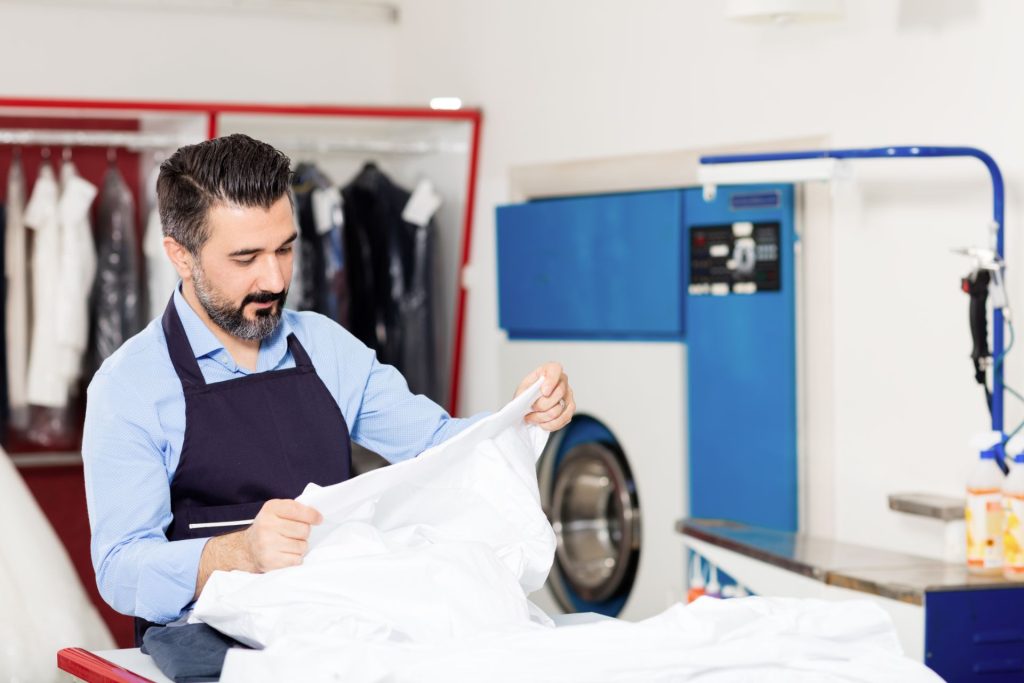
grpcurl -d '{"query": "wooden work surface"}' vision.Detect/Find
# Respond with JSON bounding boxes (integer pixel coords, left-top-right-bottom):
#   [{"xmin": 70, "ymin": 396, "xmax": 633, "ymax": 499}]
[{"xmin": 678, "ymin": 518, "xmax": 1022, "ymax": 605}]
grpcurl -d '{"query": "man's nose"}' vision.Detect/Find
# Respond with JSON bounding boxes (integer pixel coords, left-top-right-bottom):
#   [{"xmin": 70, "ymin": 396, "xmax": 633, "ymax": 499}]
[{"xmin": 256, "ymin": 254, "xmax": 286, "ymax": 293}]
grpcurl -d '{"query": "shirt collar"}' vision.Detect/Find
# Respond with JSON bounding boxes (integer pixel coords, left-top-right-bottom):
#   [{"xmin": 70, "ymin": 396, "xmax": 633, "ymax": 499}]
[{"xmin": 172, "ymin": 286, "xmax": 293, "ymax": 372}]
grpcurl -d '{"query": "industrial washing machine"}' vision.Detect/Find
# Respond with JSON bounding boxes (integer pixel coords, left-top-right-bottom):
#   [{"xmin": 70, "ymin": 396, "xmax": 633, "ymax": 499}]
[{"xmin": 496, "ymin": 184, "xmax": 798, "ymax": 620}]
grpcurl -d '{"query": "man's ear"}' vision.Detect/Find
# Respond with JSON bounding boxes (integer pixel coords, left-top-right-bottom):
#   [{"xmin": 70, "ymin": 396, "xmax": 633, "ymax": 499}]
[{"xmin": 163, "ymin": 237, "xmax": 196, "ymax": 281}]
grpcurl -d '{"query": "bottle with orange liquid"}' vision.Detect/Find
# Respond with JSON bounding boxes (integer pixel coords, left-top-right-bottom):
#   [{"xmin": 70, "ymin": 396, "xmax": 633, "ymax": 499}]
[
  {"xmin": 1002, "ymin": 442, "xmax": 1024, "ymax": 579},
  {"xmin": 966, "ymin": 432, "xmax": 1005, "ymax": 575}
]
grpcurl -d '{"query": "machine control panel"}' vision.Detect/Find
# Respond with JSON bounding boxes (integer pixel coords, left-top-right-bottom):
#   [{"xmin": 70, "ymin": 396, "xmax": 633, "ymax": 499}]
[{"xmin": 689, "ymin": 221, "xmax": 782, "ymax": 295}]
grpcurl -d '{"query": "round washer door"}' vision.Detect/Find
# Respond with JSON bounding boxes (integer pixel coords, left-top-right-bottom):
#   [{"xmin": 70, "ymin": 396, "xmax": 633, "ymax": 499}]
[{"xmin": 540, "ymin": 415, "xmax": 640, "ymax": 617}]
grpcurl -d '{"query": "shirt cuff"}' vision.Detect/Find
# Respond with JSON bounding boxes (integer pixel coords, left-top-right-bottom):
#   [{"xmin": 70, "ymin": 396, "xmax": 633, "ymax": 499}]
[{"xmin": 135, "ymin": 537, "xmax": 211, "ymax": 624}]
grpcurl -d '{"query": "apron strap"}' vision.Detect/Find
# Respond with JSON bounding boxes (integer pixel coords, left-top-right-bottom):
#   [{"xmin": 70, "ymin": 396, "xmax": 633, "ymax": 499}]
[
  {"xmin": 287, "ymin": 333, "xmax": 314, "ymax": 369},
  {"xmin": 161, "ymin": 295, "xmax": 207, "ymax": 389}
]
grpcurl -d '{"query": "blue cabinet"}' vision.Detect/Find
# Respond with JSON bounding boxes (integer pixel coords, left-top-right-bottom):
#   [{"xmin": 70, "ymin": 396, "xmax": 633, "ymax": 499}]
[{"xmin": 496, "ymin": 190, "xmax": 687, "ymax": 340}]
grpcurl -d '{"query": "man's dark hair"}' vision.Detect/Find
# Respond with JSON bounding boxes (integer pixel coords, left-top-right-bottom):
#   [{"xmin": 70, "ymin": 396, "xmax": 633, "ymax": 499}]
[{"xmin": 157, "ymin": 133, "xmax": 293, "ymax": 255}]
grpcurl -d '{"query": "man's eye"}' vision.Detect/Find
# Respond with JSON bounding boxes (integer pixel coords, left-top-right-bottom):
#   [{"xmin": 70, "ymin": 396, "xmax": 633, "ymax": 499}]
[
  {"xmin": 235, "ymin": 257, "xmax": 256, "ymax": 266},
  {"xmin": 277, "ymin": 246, "xmax": 293, "ymax": 255}
]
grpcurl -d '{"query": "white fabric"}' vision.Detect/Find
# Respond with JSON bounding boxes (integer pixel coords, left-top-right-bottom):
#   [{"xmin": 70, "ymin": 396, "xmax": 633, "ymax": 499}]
[
  {"xmin": 192, "ymin": 378, "xmax": 554, "ymax": 648},
  {"xmin": 0, "ymin": 446, "xmax": 114, "ymax": 682},
  {"xmin": 221, "ymin": 597, "xmax": 943, "ymax": 683},
  {"xmin": 143, "ymin": 163, "xmax": 178, "ymax": 319},
  {"xmin": 144, "ymin": 207, "xmax": 178, "ymax": 319},
  {"xmin": 195, "ymin": 380, "xmax": 939, "ymax": 682},
  {"xmin": 56, "ymin": 162, "xmax": 98, "ymax": 390},
  {"xmin": 24, "ymin": 163, "xmax": 65, "ymax": 407},
  {"xmin": 24, "ymin": 163, "xmax": 98, "ymax": 407},
  {"xmin": 4, "ymin": 158, "xmax": 29, "ymax": 426}
]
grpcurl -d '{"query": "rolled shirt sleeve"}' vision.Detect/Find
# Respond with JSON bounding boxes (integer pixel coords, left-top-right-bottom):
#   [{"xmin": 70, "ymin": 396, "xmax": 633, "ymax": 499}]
[{"xmin": 83, "ymin": 369, "xmax": 208, "ymax": 623}]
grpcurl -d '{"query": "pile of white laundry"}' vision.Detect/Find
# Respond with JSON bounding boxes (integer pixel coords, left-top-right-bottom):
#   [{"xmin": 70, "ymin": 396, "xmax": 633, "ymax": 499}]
[{"xmin": 192, "ymin": 381, "xmax": 942, "ymax": 682}]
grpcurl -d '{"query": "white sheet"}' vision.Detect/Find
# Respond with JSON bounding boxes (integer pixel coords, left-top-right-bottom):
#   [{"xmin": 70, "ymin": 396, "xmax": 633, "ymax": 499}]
[
  {"xmin": 192, "ymin": 379, "xmax": 554, "ymax": 648},
  {"xmin": 194, "ymin": 381, "xmax": 941, "ymax": 682},
  {"xmin": 220, "ymin": 597, "xmax": 943, "ymax": 683},
  {"xmin": 0, "ymin": 448, "xmax": 114, "ymax": 682}
]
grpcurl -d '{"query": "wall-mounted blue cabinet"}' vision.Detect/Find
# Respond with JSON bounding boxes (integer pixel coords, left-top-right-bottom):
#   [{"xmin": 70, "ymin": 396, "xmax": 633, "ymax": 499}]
[{"xmin": 496, "ymin": 190, "xmax": 687, "ymax": 340}]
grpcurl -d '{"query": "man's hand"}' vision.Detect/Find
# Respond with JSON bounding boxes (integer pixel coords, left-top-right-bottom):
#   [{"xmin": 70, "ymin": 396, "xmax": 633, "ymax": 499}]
[
  {"xmin": 514, "ymin": 362, "xmax": 575, "ymax": 432},
  {"xmin": 242, "ymin": 499, "xmax": 323, "ymax": 572},
  {"xmin": 194, "ymin": 499, "xmax": 322, "ymax": 599}
]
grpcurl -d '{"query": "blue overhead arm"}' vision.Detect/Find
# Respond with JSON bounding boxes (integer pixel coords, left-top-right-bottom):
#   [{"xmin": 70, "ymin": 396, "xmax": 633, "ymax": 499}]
[{"xmin": 700, "ymin": 146, "xmax": 1007, "ymax": 433}]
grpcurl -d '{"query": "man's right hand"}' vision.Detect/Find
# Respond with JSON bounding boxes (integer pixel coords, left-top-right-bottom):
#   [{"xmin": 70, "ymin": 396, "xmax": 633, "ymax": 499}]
[
  {"xmin": 194, "ymin": 498, "xmax": 323, "ymax": 599},
  {"xmin": 242, "ymin": 499, "xmax": 324, "ymax": 572}
]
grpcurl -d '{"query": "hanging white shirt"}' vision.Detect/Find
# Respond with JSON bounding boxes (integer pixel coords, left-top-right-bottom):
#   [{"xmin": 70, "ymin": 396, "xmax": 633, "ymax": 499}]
[
  {"xmin": 24, "ymin": 164, "xmax": 67, "ymax": 408},
  {"xmin": 143, "ymin": 208, "xmax": 175, "ymax": 318},
  {"xmin": 56, "ymin": 161, "xmax": 98, "ymax": 390},
  {"xmin": 143, "ymin": 168, "xmax": 178, "ymax": 320},
  {"xmin": 5, "ymin": 158, "xmax": 29, "ymax": 426}
]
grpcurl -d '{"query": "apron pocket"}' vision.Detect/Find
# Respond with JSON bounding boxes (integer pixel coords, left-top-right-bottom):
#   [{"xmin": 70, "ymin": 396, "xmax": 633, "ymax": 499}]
[{"xmin": 185, "ymin": 501, "xmax": 265, "ymax": 538}]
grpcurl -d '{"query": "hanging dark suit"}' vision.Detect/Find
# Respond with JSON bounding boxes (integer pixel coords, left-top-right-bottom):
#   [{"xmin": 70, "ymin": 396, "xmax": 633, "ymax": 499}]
[{"xmin": 341, "ymin": 163, "xmax": 437, "ymax": 400}]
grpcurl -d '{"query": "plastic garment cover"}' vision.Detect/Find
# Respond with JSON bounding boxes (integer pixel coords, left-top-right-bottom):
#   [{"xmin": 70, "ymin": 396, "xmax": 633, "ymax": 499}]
[
  {"xmin": 90, "ymin": 166, "xmax": 144, "ymax": 372},
  {"xmin": 192, "ymin": 378, "xmax": 554, "ymax": 648},
  {"xmin": 0, "ymin": 447, "xmax": 114, "ymax": 682},
  {"xmin": 5, "ymin": 158, "xmax": 28, "ymax": 426},
  {"xmin": 220, "ymin": 597, "xmax": 943, "ymax": 683},
  {"xmin": 342, "ymin": 163, "xmax": 437, "ymax": 399}
]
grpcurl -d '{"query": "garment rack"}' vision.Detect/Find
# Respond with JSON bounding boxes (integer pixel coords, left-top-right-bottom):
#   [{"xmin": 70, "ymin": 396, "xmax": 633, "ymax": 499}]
[
  {"xmin": 0, "ymin": 128, "xmax": 191, "ymax": 150},
  {"xmin": 277, "ymin": 138, "xmax": 469, "ymax": 156}
]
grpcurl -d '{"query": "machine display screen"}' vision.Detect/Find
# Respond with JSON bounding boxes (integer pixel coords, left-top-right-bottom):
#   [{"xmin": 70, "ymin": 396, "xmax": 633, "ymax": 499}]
[{"xmin": 689, "ymin": 222, "xmax": 781, "ymax": 295}]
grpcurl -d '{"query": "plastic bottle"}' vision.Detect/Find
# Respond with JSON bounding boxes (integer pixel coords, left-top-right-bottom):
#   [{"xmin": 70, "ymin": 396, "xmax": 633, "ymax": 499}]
[
  {"xmin": 967, "ymin": 431, "xmax": 1006, "ymax": 575},
  {"xmin": 705, "ymin": 565, "xmax": 722, "ymax": 599},
  {"xmin": 1003, "ymin": 437, "xmax": 1024, "ymax": 579},
  {"xmin": 686, "ymin": 555, "xmax": 705, "ymax": 603}
]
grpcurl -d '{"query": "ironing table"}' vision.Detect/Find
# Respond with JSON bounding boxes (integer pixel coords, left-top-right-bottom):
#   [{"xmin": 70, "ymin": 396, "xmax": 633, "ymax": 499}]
[{"xmin": 57, "ymin": 612, "xmax": 611, "ymax": 682}]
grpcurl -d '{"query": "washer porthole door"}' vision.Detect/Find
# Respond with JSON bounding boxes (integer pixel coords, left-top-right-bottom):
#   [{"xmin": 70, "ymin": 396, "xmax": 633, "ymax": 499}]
[{"xmin": 545, "ymin": 425, "xmax": 641, "ymax": 613}]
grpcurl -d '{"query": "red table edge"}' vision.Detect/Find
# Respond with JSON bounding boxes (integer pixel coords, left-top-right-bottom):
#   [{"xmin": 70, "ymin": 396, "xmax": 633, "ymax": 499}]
[{"xmin": 57, "ymin": 648, "xmax": 156, "ymax": 683}]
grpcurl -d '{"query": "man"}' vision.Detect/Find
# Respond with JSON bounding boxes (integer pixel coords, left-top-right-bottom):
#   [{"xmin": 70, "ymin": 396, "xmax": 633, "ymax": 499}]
[{"xmin": 82, "ymin": 134, "xmax": 575, "ymax": 642}]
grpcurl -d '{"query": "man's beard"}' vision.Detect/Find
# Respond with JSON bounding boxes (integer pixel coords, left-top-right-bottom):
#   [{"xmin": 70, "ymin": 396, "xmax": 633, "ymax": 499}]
[{"xmin": 192, "ymin": 266, "xmax": 286, "ymax": 341}]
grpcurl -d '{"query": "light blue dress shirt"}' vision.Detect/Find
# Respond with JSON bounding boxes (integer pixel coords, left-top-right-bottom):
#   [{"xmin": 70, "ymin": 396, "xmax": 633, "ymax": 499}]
[{"xmin": 82, "ymin": 287, "xmax": 483, "ymax": 624}]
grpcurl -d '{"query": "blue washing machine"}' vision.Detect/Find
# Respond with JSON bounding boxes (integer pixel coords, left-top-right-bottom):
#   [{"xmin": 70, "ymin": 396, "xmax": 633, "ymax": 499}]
[{"xmin": 496, "ymin": 184, "xmax": 798, "ymax": 619}]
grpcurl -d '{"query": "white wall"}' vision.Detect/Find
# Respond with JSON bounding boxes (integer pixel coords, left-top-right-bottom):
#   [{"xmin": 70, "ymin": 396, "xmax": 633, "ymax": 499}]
[
  {"xmin": 5, "ymin": 0, "xmax": 1024, "ymax": 557},
  {"xmin": 0, "ymin": 3, "xmax": 399, "ymax": 102}
]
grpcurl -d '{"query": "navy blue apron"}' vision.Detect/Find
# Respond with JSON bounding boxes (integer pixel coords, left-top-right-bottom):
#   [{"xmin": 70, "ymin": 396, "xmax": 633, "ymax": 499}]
[{"xmin": 134, "ymin": 297, "xmax": 352, "ymax": 644}]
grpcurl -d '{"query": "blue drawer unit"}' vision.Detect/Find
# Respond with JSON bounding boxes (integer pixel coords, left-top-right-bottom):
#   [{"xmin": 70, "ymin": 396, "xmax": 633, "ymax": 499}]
[
  {"xmin": 926, "ymin": 587, "xmax": 1024, "ymax": 681},
  {"xmin": 496, "ymin": 190, "xmax": 687, "ymax": 339},
  {"xmin": 685, "ymin": 184, "xmax": 798, "ymax": 532}
]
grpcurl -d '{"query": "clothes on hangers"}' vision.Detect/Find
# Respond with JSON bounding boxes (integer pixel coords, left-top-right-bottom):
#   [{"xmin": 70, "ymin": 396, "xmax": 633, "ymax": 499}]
[
  {"xmin": 342, "ymin": 162, "xmax": 437, "ymax": 400},
  {"xmin": 24, "ymin": 163, "xmax": 66, "ymax": 408},
  {"xmin": 313, "ymin": 180, "xmax": 349, "ymax": 330},
  {"xmin": 291, "ymin": 163, "xmax": 349, "ymax": 327},
  {"xmin": 143, "ymin": 162, "xmax": 177, "ymax": 321},
  {"xmin": 5, "ymin": 158, "xmax": 28, "ymax": 427},
  {"xmin": 56, "ymin": 160, "xmax": 98, "ymax": 392},
  {"xmin": 90, "ymin": 165, "xmax": 144, "ymax": 373}
]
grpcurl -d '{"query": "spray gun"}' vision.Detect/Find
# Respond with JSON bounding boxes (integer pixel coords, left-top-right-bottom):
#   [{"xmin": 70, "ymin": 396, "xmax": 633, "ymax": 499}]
[{"xmin": 956, "ymin": 229, "xmax": 1011, "ymax": 473}]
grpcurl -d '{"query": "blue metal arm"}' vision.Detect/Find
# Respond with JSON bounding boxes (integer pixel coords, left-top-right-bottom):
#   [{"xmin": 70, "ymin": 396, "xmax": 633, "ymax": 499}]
[{"xmin": 700, "ymin": 146, "xmax": 1007, "ymax": 433}]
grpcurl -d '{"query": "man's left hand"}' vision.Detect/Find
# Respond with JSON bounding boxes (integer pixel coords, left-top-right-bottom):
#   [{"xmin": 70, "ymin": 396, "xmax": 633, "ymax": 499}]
[{"xmin": 514, "ymin": 362, "xmax": 575, "ymax": 432}]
